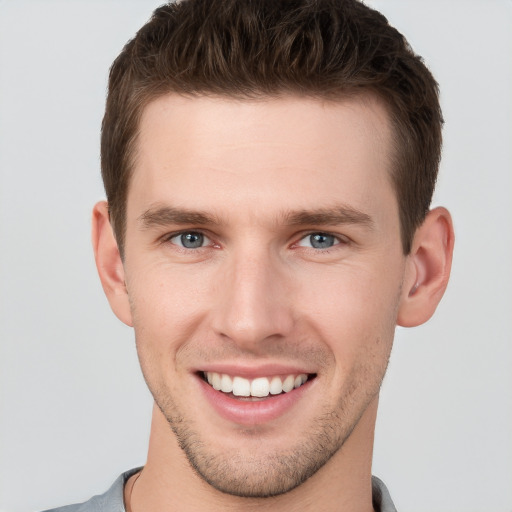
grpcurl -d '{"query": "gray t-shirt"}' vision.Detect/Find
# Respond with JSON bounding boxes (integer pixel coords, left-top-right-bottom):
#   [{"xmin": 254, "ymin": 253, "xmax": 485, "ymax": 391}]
[{"xmin": 42, "ymin": 469, "xmax": 397, "ymax": 512}]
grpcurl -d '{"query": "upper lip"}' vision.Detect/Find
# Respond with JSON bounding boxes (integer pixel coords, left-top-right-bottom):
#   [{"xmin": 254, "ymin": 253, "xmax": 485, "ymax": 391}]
[{"xmin": 193, "ymin": 363, "xmax": 316, "ymax": 379}]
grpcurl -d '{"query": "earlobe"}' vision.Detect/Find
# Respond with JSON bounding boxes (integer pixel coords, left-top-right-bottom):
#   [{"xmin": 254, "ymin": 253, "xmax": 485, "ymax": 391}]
[
  {"xmin": 397, "ymin": 207, "xmax": 454, "ymax": 327},
  {"xmin": 92, "ymin": 201, "xmax": 133, "ymax": 327}
]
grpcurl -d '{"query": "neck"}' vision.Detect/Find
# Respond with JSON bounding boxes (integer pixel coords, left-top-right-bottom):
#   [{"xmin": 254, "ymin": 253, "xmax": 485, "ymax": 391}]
[{"xmin": 126, "ymin": 399, "xmax": 378, "ymax": 512}]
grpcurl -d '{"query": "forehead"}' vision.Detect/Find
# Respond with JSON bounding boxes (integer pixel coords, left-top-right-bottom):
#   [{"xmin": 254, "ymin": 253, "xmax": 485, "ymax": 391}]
[{"xmin": 129, "ymin": 93, "xmax": 395, "ymax": 222}]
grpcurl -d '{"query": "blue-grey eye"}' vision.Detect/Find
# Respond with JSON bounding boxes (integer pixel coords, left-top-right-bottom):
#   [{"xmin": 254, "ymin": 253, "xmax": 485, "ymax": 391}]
[
  {"xmin": 170, "ymin": 232, "xmax": 208, "ymax": 248},
  {"xmin": 298, "ymin": 232, "xmax": 338, "ymax": 249}
]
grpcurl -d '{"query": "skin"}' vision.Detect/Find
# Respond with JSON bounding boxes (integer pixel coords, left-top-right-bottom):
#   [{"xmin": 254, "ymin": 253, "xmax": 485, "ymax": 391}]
[{"xmin": 93, "ymin": 94, "xmax": 454, "ymax": 512}]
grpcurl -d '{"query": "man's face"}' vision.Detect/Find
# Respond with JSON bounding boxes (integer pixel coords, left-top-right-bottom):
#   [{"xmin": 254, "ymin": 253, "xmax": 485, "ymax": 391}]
[{"xmin": 122, "ymin": 94, "xmax": 407, "ymax": 497}]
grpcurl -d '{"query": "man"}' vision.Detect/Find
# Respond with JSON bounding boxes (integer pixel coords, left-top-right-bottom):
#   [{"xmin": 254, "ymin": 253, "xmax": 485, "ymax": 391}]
[{"xmin": 45, "ymin": 0, "xmax": 453, "ymax": 510}]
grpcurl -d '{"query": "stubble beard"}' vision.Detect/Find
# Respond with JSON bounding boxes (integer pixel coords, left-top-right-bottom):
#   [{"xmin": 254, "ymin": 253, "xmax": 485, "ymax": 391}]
[
  {"xmin": 150, "ymin": 353, "xmax": 389, "ymax": 499},
  {"xmin": 158, "ymin": 400, "xmax": 348, "ymax": 498},
  {"xmin": 133, "ymin": 287, "xmax": 399, "ymax": 499}
]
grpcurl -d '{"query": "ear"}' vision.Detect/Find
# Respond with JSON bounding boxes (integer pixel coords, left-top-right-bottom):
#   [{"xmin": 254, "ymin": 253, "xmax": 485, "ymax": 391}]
[
  {"xmin": 92, "ymin": 201, "xmax": 133, "ymax": 327},
  {"xmin": 397, "ymin": 207, "xmax": 454, "ymax": 327}
]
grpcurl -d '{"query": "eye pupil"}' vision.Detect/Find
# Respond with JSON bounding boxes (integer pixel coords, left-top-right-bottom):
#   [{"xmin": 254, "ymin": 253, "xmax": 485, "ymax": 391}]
[
  {"xmin": 310, "ymin": 233, "xmax": 335, "ymax": 249},
  {"xmin": 181, "ymin": 232, "xmax": 204, "ymax": 248}
]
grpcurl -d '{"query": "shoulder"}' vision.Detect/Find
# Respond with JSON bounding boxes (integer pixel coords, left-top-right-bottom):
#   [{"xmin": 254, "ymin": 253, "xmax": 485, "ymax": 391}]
[
  {"xmin": 40, "ymin": 468, "xmax": 142, "ymax": 512},
  {"xmin": 372, "ymin": 475, "xmax": 398, "ymax": 512}
]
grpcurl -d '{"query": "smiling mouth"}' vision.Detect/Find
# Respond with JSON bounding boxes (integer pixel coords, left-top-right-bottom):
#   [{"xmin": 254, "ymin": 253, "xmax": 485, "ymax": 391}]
[{"xmin": 201, "ymin": 371, "xmax": 315, "ymax": 400}]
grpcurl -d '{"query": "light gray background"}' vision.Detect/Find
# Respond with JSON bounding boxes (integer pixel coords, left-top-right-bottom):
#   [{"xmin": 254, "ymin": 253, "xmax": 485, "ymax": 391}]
[{"xmin": 0, "ymin": 1, "xmax": 511, "ymax": 511}]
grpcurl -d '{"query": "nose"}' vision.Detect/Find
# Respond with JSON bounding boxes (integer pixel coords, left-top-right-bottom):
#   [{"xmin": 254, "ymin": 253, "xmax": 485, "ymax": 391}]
[{"xmin": 211, "ymin": 248, "xmax": 294, "ymax": 351}]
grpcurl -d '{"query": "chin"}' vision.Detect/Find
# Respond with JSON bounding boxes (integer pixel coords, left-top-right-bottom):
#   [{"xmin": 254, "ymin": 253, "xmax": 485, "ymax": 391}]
[{"xmin": 152, "ymin": 382, "xmax": 377, "ymax": 498}]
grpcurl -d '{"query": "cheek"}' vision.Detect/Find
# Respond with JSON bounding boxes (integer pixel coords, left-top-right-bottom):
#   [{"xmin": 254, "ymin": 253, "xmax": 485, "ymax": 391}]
[
  {"xmin": 295, "ymin": 262, "xmax": 401, "ymax": 359},
  {"xmin": 126, "ymin": 264, "xmax": 213, "ymax": 379},
  {"xmin": 128, "ymin": 261, "xmax": 209, "ymax": 325},
  {"xmin": 126, "ymin": 250, "xmax": 404, "ymax": 372},
  {"xmin": 297, "ymin": 261, "xmax": 400, "ymax": 318}
]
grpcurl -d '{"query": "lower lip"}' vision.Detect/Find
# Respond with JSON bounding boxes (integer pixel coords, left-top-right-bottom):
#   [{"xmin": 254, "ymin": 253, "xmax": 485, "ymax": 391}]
[{"xmin": 197, "ymin": 375, "xmax": 313, "ymax": 426}]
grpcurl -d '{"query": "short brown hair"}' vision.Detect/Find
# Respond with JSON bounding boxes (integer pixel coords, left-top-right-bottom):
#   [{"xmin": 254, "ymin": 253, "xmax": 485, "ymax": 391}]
[{"xmin": 101, "ymin": 0, "xmax": 442, "ymax": 255}]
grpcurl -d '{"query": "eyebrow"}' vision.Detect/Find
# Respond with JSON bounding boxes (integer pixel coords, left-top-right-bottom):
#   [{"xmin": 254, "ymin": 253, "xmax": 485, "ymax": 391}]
[
  {"xmin": 284, "ymin": 206, "xmax": 374, "ymax": 228},
  {"xmin": 138, "ymin": 205, "xmax": 220, "ymax": 229},
  {"xmin": 138, "ymin": 204, "xmax": 374, "ymax": 230}
]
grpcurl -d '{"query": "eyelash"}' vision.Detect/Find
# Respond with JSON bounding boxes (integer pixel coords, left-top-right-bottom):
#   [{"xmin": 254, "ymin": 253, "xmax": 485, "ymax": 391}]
[
  {"xmin": 162, "ymin": 230, "xmax": 349, "ymax": 253},
  {"xmin": 163, "ymin": 231, "xmax": 215, "ymax": 250},
  {"xmin": 294, "ymin": 232, "xmax": 349, "ymax": 251}
]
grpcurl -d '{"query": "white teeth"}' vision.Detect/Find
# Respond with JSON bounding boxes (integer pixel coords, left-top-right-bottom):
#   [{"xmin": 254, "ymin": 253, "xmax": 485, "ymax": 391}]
[
  {"xmin": 204, "ymin": 372, "xmax": 310, "ymax": 397},
  {"xmin": 251, "ymin": 377, "xmax": 270, "ymax": 397},
  {"xmin": 232, "ymin": 376, "xmax": 251, "ymax": 397},
  {"xmin": 220, "ymin": 374, "xmax": 233, "ymax": 393},
  {"xmin": 269, "ymin": 376, "xmax": 283, "ymax": 395},
  {"xmin": 212, "ymin": 372, "xmax": 222, "ymax": 391},
  {"xmin": 282, "ymin": 375, "xmax": 295, "ymax": 393}
]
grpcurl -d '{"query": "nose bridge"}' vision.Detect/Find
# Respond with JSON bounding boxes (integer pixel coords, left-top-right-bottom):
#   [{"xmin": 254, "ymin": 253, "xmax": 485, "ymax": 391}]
[{"xmin": 212, "ymin": 244, "xmax": 292, "ymax": 347}]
